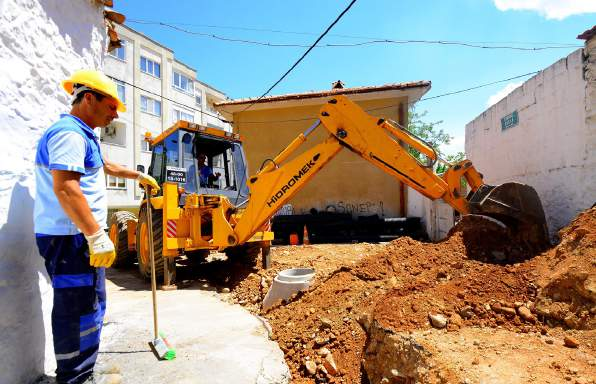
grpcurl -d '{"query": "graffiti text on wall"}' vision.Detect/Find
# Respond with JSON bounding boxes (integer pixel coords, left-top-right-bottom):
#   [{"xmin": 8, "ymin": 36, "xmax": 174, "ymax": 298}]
[{"xmin": 298, "ymin": 200, "xmax": 386, "ymax": 217}]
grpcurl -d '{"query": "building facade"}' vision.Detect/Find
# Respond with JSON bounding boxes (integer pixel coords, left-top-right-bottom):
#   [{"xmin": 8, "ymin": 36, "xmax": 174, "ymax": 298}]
[
  {"xmin": 103, "ymin": 25, "xmax": 231, "ymax": 209},
  {"xmin": 465, "ymin": 28, "xmax": 596, "ymax": 238},
  {"xmin": 215, "ymin": 82, "xmax": 430, "ymax": 225}
]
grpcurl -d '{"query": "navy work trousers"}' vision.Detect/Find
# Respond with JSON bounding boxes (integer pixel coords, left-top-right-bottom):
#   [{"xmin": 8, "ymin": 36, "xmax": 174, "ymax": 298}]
[{"xmin": 36, "ymin": 234, "xmax": 106, "ymax": 384}]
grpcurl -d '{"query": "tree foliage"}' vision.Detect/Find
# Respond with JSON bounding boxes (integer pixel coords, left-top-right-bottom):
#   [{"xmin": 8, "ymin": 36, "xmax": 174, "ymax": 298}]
[
  {"xmin": 405, "ymin": 108, "xmax": 450, "ymax": 163},
  {"xmin": 404, "ymin": 108, "xmax": 468, "ymax": 173},
  {"xmin": 436, "ymin": 151, "xmax": 465, "ymax": 174}
]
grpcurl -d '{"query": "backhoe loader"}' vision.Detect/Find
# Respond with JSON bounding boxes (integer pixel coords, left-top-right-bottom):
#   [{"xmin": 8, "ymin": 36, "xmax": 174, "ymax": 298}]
[{"xmin": 109, "ymin": 95, "xmax": 549, "ymax": 284}]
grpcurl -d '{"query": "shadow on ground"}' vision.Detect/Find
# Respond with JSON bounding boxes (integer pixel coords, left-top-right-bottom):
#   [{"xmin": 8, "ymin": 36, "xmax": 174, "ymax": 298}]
[{"xmin": 106, "ymin": 256, "xmax": 260, "ymax": 293}]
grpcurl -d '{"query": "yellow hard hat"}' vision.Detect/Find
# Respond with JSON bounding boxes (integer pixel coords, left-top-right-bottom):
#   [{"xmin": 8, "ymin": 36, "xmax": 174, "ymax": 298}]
[{"xmin": 61, "ymin": 69, "xmax": 126, "ymax": 112}]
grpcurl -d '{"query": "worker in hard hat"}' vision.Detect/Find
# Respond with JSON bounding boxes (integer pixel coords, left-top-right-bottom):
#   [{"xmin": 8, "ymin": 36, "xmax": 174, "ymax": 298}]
[{"xmin": 34, "ymin": 69, "xmax": 159, "ymax": 384}]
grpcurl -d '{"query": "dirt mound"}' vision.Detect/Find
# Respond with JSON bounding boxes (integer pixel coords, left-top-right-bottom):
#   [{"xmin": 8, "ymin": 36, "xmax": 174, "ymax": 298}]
[
  {"xmin": 532, "ymin": 207, "xmax": 596, "ymax": 330},
  {"xmin": 227, "ymin": 208, "xmax": 596, "ymax": 383}
]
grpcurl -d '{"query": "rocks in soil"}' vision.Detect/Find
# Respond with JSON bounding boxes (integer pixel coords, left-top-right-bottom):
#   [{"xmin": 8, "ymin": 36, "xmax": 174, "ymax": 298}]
[
  {"xmin": 319, "ymin": 317, "xmax": 333, "ymax": 329},
  {"xmin": 305, "ymin": 360, "xmax": 317, "ymax": 375},
  {"xmin": 517, "ymin": 306, "xmax": 536, "ymax": 323},
  {"xmin": 323, "ymin": 354, "xmax": 338, "ymax": 376},
  {"xmin": 429, "ymin": 313, "xmax": 448, "ymax": 329},
  {"xmin": 564, "ymin": 335, "xmax": 580, "ymax": 348},
  {"xmin": 459, "ymin": 306, "xmax": 474, "ymax": 319}
]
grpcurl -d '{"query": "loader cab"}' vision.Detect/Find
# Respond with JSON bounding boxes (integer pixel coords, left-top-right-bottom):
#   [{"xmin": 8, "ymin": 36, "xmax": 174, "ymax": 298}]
[{"xmin": 147, "ymin": 122, "xmax": 250, "ymax": 206}]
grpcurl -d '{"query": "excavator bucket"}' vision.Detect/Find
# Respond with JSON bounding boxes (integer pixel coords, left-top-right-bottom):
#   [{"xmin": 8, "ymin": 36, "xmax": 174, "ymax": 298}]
[{"xmin": 466, "ymin": 182, "xmax": 550, "ymax": 252}]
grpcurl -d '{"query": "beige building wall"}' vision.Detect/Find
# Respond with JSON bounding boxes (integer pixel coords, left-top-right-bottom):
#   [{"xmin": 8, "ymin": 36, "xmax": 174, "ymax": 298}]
[{"xmin": 221, "ymin": 94, "xmax": 416, "ymax": 219}]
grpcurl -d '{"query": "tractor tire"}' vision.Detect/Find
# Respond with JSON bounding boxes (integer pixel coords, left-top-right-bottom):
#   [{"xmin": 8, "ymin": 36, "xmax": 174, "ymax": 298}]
[
  {"xmin": 136, "ymin": 205, "xmax": 164, "ymax": 279},
  {"xmin": 108, "ymin": 211, "xmax": 137, "ymax": 268},
  {"xmin": 225, "ymin": 242, "xmax": 262, "ymax": 266}
]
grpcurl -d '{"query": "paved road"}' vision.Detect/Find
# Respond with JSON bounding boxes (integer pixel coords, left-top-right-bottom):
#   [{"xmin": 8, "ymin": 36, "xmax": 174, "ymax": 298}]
[{"xmin": 95, "ymin": 268, "xmax": 290, "ymax": 384}]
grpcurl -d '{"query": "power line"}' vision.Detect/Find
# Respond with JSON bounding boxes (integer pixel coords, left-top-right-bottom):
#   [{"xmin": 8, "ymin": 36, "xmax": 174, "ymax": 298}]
[
  {"xmin": 127, "ymin": 19, "xmax": 581, "ymax": 48},
  {"xmin": 233, "ymin": 70, "xmax": 540, "ymax": 124},
  {"xmin": 241, "ymin": 0, "xmax": 358, "ymax": 113},
  {"xmin": 420, "ymin": 71, "xmax": 539, "ymax": 101},
  {"xmin": 127, "ymin": 21, "xmax": 581, "ymax": 51}
]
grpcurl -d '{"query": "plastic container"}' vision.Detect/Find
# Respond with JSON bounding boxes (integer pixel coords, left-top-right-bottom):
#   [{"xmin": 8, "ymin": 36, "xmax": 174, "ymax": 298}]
[{"xmin": 262, "ymin": 268, "xmax": 315, "ymax": 310}]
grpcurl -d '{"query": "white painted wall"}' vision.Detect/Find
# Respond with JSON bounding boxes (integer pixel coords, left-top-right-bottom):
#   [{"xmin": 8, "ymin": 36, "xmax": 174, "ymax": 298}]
[
  {"xmin": 0, "ymin": 0, "xmax": 105, "ymax": 382},
  {"xmin": 466, "ymin": 48, "xmax": 596, "ymax": 238},
  {"xmin": 407, "ymin": 188, "xmax": 455, "ymax": 241}
]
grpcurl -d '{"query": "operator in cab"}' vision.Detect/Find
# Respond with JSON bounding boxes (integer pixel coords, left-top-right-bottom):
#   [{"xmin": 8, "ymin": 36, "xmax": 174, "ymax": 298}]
[{"xmin": 197, "ymin": 152, "xmax": 221, "ymax": 188}]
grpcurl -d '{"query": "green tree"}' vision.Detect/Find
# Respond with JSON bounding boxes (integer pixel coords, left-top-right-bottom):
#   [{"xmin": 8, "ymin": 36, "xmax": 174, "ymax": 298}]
[
  {"xmin": 405, "ymin": 108, "xmax": 451, "ymax": 164},
  {"xmin": 436, "ymin": 151, "xmax": 465, "ymax": 174}
]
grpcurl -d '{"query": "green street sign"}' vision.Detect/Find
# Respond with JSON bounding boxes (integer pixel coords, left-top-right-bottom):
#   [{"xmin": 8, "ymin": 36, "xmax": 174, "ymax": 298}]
[{"xmin": 501, "ymin": 111, "xmax": 519, "ymax": 131}]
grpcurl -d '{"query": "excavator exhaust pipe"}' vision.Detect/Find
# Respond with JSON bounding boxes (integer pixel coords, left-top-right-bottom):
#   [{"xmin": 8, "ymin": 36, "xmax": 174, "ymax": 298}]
[{"xmin": 466, "ymin": 182, "xmax": 550, "ymax": 252}]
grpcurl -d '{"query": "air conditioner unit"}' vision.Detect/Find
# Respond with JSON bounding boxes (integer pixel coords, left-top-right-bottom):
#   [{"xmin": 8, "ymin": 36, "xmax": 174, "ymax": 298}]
[{"xmin": 104, "ymin": 125, "xmax": 117, "ymax": 137}]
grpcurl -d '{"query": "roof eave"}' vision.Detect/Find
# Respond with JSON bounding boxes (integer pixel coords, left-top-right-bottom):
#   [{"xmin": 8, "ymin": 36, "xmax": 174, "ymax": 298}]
[{"xmin": 215, "ymin": 81, "xmax": 431, "ymax": 114}]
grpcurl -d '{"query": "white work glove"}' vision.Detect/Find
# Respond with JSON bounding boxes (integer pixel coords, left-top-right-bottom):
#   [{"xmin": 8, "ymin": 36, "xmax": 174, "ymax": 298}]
[
  {"xmin": 85, "ymin": 229, "xmax": 116, "ymax": 268},
  {"xmin": 137, "ymin": 172, "xmax": 160, "ymax": 195}
]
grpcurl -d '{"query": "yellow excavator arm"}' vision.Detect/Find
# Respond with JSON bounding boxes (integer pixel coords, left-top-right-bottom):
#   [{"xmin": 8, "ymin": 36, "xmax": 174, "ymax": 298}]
[{"xmin": 233, "ymin": 95, "xmax": 548, "ymax": 249}]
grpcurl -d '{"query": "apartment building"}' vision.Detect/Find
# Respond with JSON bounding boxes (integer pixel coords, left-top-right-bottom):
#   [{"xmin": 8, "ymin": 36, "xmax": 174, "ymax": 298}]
[{"xmin": 102, "ymin": 24, "xmax": 231, "ymax": 209}]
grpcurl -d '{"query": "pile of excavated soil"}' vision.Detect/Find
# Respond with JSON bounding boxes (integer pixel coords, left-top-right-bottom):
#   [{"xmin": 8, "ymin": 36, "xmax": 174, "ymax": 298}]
[
  {"xmin": 228, "ymin": 243, "xmax": 385, "ymax": 313},
  {"xmin": 227, "ymin": 208, "xmax": 596, "ymax": 383},
  {"xmin": 532, "ymin": 207, "xmax": 596, "ymax": 330}
]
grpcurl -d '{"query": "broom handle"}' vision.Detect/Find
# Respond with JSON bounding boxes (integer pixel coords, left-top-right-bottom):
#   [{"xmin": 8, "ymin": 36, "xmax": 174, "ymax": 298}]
[{"xmin": 145, "ymin": 185, "xmax": 159, "ymax": 339}]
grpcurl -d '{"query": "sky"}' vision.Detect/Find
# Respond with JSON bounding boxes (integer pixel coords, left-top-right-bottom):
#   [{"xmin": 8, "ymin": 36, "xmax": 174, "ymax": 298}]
[{"xmin": 112, "ymin": 0, "xmax": 595, "ymax": 156}]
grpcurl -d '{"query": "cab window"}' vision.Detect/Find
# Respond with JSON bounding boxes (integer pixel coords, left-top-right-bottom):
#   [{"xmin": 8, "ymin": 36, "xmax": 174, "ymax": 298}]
[{"xmin": 148, "ymin": 144, "xmax": 165, "ymax": 184}]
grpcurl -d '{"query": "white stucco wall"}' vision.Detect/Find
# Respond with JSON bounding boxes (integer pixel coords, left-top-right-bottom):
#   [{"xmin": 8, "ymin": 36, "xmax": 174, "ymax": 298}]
[
  {"xmin": 407, "ymin": 187, "xmax": 455, "ymax": 241},
  {"xmin": 0, "ymin": 1, "xmax": 105, "ymax": 382},
  {"xmin": 465, "ymin": 48, "xmax": 595, "ymax": 238}
]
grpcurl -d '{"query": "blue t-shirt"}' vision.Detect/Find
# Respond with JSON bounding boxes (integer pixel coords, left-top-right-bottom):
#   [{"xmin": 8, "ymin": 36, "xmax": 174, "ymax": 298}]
[
  {"xmin": 34, "ymin": 114, "xmax": 107, "ymax": 235},
  {"xmin": 199, "ymin": 165, "xmax": 214, "ymax": 187}
]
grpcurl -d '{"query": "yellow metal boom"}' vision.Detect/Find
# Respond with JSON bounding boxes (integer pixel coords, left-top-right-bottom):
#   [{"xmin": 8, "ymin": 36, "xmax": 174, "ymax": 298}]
[{"xmin": 232, "ymin": 95, "xmax": 485, "ymax": 244}]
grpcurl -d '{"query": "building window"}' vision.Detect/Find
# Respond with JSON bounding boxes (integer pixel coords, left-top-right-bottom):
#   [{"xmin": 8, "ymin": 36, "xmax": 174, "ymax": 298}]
[
  {"xmin": 140, "ymin": 56, "xmax": 161, "ymax": 78},
  {"xmin": 115, "ymin": 79, "xmax": 126, "ymax": 104},
  {"xmin": 141, "ymin": 135, "xmax": 151, "ymax": 152},
  {"xmin": 195, "ymin": 91, "xmax": 202, "ymax": 107},
  {"xmin": 106, "ymin": 174, "xmax": 126, "ymax": 190},
  {"xmin": 172, "ymin": 71, "xmax": 194, "ymax": 94},
  {"xmin": 141, "ymin": 95, "xmax": 161, "ymax": 116},
  {"xmin": 172, "ymin": 108, "xmax": 194, "ymax": 123},
  {"xmin": 109, "ymin": 41, "xmax": 126, "ymax": 61}
]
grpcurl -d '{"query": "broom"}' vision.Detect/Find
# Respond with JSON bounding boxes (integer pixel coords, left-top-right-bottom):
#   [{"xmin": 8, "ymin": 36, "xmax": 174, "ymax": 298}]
[{"xmin": 145, "ymin": 185, "xmax": 176, "ymax": 361}]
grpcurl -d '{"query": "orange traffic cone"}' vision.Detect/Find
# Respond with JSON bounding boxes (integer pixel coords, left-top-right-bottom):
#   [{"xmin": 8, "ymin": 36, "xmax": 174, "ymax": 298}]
[{"xmin": 302, "ymin": 225, "xmax": 310, "ymax": 245}]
